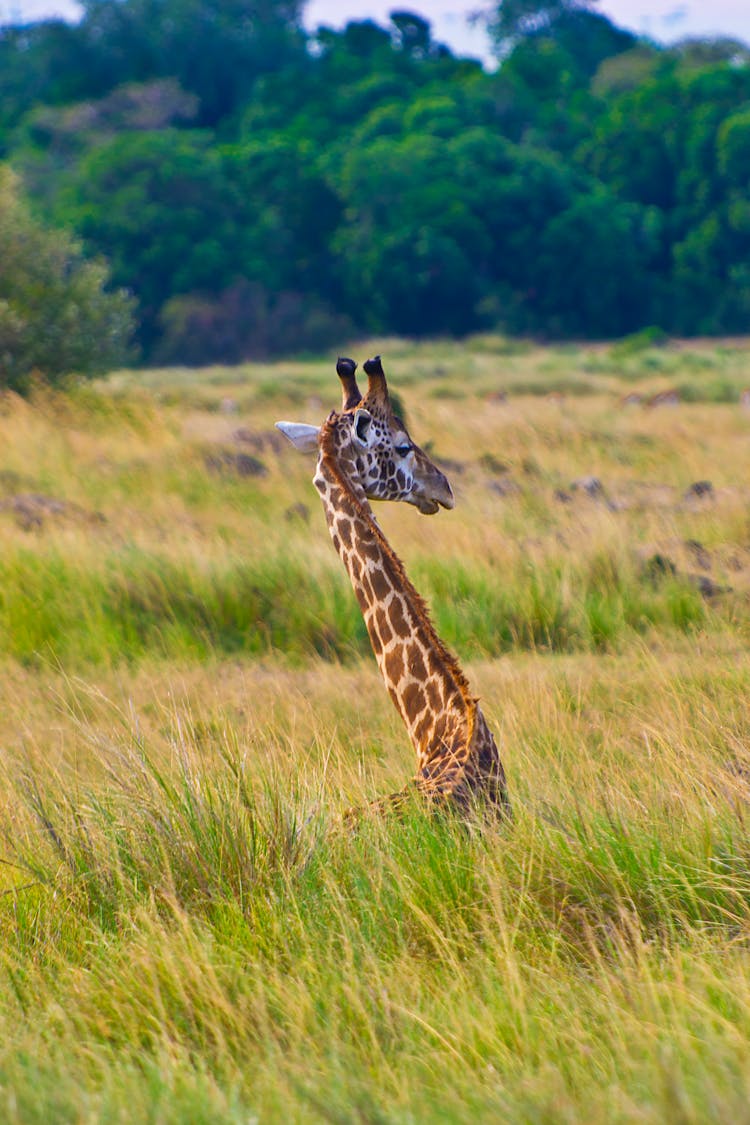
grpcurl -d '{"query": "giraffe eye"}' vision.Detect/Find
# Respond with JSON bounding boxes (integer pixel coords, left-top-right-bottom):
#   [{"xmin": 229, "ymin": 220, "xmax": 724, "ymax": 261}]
[{"xmin": 395, "ymin": 444, "xmax": 411, "ymax": 458}]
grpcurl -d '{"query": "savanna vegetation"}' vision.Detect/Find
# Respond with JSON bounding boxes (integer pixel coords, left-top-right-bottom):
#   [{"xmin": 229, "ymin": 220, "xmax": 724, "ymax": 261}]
[
  {"xmin": 0, "ymin": 166, "xmax": 134, "ymax": 391},
  {"xmin": 2, "ymin": 0, "xmax": 750, "ymax": 375},
  {"xmin": 2, "ymin": 339, "xmax": 750, "ymax": 1120}
]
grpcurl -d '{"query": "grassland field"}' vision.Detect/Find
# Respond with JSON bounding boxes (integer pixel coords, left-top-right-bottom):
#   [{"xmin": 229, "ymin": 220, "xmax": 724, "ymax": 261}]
[{"xmin": 2, "ymin": 335, "xmax": 750, "ymax": 1122}]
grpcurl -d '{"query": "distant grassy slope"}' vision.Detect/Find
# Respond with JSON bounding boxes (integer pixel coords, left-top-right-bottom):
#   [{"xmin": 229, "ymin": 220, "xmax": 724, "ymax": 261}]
[{"xmin": 1, "ymin": 337, "xmax": 749, "ymax": 666}]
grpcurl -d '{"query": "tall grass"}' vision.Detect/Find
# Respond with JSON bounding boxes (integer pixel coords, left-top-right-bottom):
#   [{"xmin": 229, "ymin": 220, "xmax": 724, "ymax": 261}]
[
  {"xmin": 0, "ymin": 540, "xmax": 723, "ymax": 667},
  {"xmin": 3, "ymin": 651, "xmax": 750, "ymax": 1121}
]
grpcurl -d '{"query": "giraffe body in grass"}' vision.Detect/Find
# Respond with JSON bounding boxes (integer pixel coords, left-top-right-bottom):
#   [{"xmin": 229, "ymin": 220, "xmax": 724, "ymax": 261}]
[{"xmin": 277, "ymin": 356, "xmax": 508, "ymax": 816}]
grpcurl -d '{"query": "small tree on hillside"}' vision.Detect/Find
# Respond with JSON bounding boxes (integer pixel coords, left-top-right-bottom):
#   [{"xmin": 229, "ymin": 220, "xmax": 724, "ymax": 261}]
[
  {"xmin": 486, "ymin": 0, "xmax": 599, "ymax": 54},
  {"xmin": 0, "ymin": 165, "xmax": 134, "ymax": 392}
]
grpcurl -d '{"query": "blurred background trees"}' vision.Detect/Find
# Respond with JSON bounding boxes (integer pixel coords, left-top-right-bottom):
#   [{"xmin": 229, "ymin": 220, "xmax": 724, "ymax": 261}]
[
  {"xmin": 0, "ymin": 167, "xmax": 133, "ymax": 391},
  {"xmin": 1, "ymin": 0, "xmax": 749, "ymax": 375}
]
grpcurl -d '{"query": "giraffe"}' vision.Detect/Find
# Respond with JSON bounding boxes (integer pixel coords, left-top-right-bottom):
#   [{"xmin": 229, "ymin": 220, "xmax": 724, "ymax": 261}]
[{"xmin": 276, "ymin": 355, "xmax": 509, "ymax": 817}]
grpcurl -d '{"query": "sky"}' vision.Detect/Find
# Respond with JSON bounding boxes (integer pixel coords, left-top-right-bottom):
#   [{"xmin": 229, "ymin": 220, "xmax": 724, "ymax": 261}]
[{"xmin": 2, "ymin": 0, "xmax": 750, "ymax": 64}]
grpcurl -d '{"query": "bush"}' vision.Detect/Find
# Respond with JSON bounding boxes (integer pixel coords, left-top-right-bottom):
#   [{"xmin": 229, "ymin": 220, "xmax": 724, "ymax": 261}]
[
  {"xmin": 156, "ymin": 280, "xmax": 353, "ymax": 364},
  {"xmin": 609, "ymin": 325, "xmax": 668, "ymax": 357},
  {"xmin": 0, "ymin": 166, "xmax": 134, "ymax": 392}
]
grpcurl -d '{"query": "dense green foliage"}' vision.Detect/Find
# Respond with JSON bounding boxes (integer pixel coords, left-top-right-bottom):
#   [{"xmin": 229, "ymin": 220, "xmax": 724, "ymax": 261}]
[
  {"xmin": 1, "ymin": 0, "xmax": 750, "ymax": 363},
  {"xmin": 0, "ymin": 167, "xmax": 134, "ymax": 389}
]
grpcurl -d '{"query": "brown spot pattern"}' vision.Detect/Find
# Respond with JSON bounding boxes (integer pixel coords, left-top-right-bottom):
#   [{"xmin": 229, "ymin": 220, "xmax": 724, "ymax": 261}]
[
  {"xmin": 426, "ymin": 678, "xmax": 442, "ymax": 712},
  {"xmin": 407, "ymin": 646, "xmax": 426, "ymax": 681},
  {"xmin": 390, "ymin": 598, "xmax": 411, "ymax": 638},
  {"xmin": 371, "ymin": 567, "xmax": 390, "ymax": 600},
  {"xmin": 384, "ymin": 646, "xmax": 405, "ymax": 685},
  {"xmin": 375, "ymin": 607, "xmax": 393, "ymax": 646},
  {"xmin": 360, "ymin": 572, "xmax": 374, "ymax": 601},
  {"xmin": 339, "ymin": 519, "xmax": 353, "ymax": 549},
  {"xmin": 401, "ymin": 682, "xmax": 426, "ymax": 717}
]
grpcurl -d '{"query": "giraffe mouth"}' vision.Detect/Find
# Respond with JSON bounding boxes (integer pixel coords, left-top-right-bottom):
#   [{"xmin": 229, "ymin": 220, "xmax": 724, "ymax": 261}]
[
  {"xmin": 412, "ymin": 471, "xmax": 455, "ymax": 514},
  {"xmin": 415, "ymin": 491, "xmax": 454, "ymax": 515}
]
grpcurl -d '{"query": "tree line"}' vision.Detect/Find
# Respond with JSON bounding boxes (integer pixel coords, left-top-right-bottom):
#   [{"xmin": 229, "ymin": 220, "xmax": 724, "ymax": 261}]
[{"xmin": 1, "ymin": 0, "xmax": 750, "ymax": 377}]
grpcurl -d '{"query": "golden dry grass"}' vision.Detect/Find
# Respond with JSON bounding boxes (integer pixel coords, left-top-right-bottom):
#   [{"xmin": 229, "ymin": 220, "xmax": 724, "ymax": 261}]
[{"xmin": 1, "ymin": 337, "xmax": 750, "ymax": 1121}]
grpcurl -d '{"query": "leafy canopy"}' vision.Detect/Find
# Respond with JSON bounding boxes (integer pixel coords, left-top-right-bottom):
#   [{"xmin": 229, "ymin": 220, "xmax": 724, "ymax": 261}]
[{"xmin": 0, "ymin": 166, "xmax": 134, "ymax": 390}]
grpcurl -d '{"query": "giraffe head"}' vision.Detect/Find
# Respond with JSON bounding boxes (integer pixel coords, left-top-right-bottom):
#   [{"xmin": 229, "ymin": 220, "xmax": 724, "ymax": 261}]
[{"xmin": 276, "ymin": 355, "xmax": 454, "ymax": 515}]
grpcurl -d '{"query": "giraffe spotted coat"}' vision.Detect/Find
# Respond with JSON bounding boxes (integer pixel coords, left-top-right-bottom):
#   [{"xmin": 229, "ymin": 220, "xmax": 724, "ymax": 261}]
[{"xmin": 278, "ymin": 356, "xmax": 509, "ymax": 816}]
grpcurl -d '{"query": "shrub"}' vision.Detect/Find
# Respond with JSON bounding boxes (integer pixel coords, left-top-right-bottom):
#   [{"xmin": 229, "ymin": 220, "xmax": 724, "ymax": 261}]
[
  {"xmin": 0, "ymin": 166, "xmax": 134, "ymax": 392},
  {"xmin": 156, "ymin": 280, "xmax": 353, "ymax": 364}
]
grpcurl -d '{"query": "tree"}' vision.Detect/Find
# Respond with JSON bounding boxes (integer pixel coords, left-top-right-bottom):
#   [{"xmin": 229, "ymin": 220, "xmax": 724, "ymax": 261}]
[
  {"xmin": 390, "ymin": 11, "xmax": 435, "ymax": 59},
  {"xmin": 486, "ymin": 0, "xmax": 599, "ymax": 55},
  {"xmin": 332, "ymin": 126, "xmax": 625, "ymax": 337},
  {"xmin": 331, "ymin": 132, "xmax": 486, "ymax": 334},
  {"xmin": 56, "ymin": 130, "xmax": 244, "ymax": 348},
  {"xmin": 5, "ymin": 0, "xmax": 750, "ymax": 351},
  {"xmin": 0, "ymin": 20, "xmax": 95, "ymax": 146},
  {"xmin": 0, "ymin": 167, "xmax": 133, "ymax": 391},
  {"xmin": 535, "ymin": 194, "xmax": 660, "ymax": 335},
  {"xmin": 56, "ymin": 129, "xmax": 344, "ymax": 358},
  {"xmin": 77, "ymin": 0, "xmax": 306, "ymax": 123},
  {"xmin": 717, "ymin": 107, "xmax": 750, "ymax": 188},
  {"xmin": 578, "ymin": 74, "xmax": 684, "ymax": 209}
]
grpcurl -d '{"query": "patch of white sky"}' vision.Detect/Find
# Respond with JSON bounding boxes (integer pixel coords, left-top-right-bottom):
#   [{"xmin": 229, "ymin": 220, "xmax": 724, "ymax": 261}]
[{"xmin": 3, "ymin": 0, "xmax": 750, "ymax": 64}]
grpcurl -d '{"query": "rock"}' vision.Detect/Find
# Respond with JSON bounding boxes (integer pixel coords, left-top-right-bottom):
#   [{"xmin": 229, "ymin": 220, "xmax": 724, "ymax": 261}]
[
  {"xmin": 285, "ymin": 502, "xmax": 311, "ymax": 523},
  {"xmin": 687, "ymin": 574, "xmax": 732, "ymax": 598},
  {"xmin": 642, "ymin": 553, "xmax": 677, "ymax": 583},
  {"xmin": 684, "ymin": 480, "xmax": 713, "ymax": 500},
  {"xmin": 235, "ymin": 454, "xmax": 267, "ymax": 476},
  {"xmin": 232, "ymin": 427, "xmax": 285, "ymax": 454},
  {"xmin": 641, "ymin": 551, "xmax": 731, "ymax": 598},
  {"xmin": 554, "ymin": 489, "xmax": 573, "ymax": 504},
  {"xmin": 725, "ymin": 759, "xmax": 750, "ymax": 786},
  {"xmin": 0, "ymin": 493, "xmax": 105, "ymax": 531},
  {"xmin": 571, "ymin": 476, "xmax": 604, "ymax": 498},
  {"xmin": 435, "ymin": 456, "xmax": 466, "ymax": 475},
  {"xmin": 479, "ymin": 452, "xmax": 511, "ymax": 475},
  {"xmin": 685, "ymin": 539, "xmax": 711, "ymax": 570},
  {"xmin": 219, "ymin": 397, "xmax": 239, "ymax": 414},
  {"xmin": 646, "ymin": 389, "xmax": 680, "ymax": 407},
  {"xmin": 488, "ymin": 479, "xmax": 520, "ymax": 498},
  {"xmin": 204, "ymin": 450, "xmax": 267, "ymax": 478},
  {"xmin": 0, "ymin": 469, "xmax": 35, "ymax": 494}
]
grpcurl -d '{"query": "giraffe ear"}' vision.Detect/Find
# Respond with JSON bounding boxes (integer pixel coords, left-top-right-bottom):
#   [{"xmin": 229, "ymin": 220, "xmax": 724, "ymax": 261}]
[
  {"xmin": 352, "ymin": 408, "xmax": 374, "ymax": 448},
  {"xmin": 275, "ymin": 421, "xmax": 321, "ymax": 454}
]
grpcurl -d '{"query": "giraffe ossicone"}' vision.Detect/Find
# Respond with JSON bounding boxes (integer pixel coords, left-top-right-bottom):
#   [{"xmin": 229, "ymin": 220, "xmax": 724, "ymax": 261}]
[{"xmin": 276, "ymin": 355, "xmax": 509, "ymax": 817}]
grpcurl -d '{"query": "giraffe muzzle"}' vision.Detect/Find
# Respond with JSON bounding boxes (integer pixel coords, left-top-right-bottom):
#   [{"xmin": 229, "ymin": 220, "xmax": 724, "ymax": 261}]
[{"xmin": 414, "ymin": 472, "xmax": 454, "ymax": 515}]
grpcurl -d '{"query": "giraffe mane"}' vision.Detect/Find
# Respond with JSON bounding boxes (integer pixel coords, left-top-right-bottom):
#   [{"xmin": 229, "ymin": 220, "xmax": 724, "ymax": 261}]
[{"xmin": 319, "ymin": 417, "xmax": 476, "ymax": 714}]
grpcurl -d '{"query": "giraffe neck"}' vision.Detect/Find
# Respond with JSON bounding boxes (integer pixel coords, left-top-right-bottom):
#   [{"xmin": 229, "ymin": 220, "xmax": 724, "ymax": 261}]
[{"xmin": 313, "ymin": 440, "xmax": 478, "ymax": 790}]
